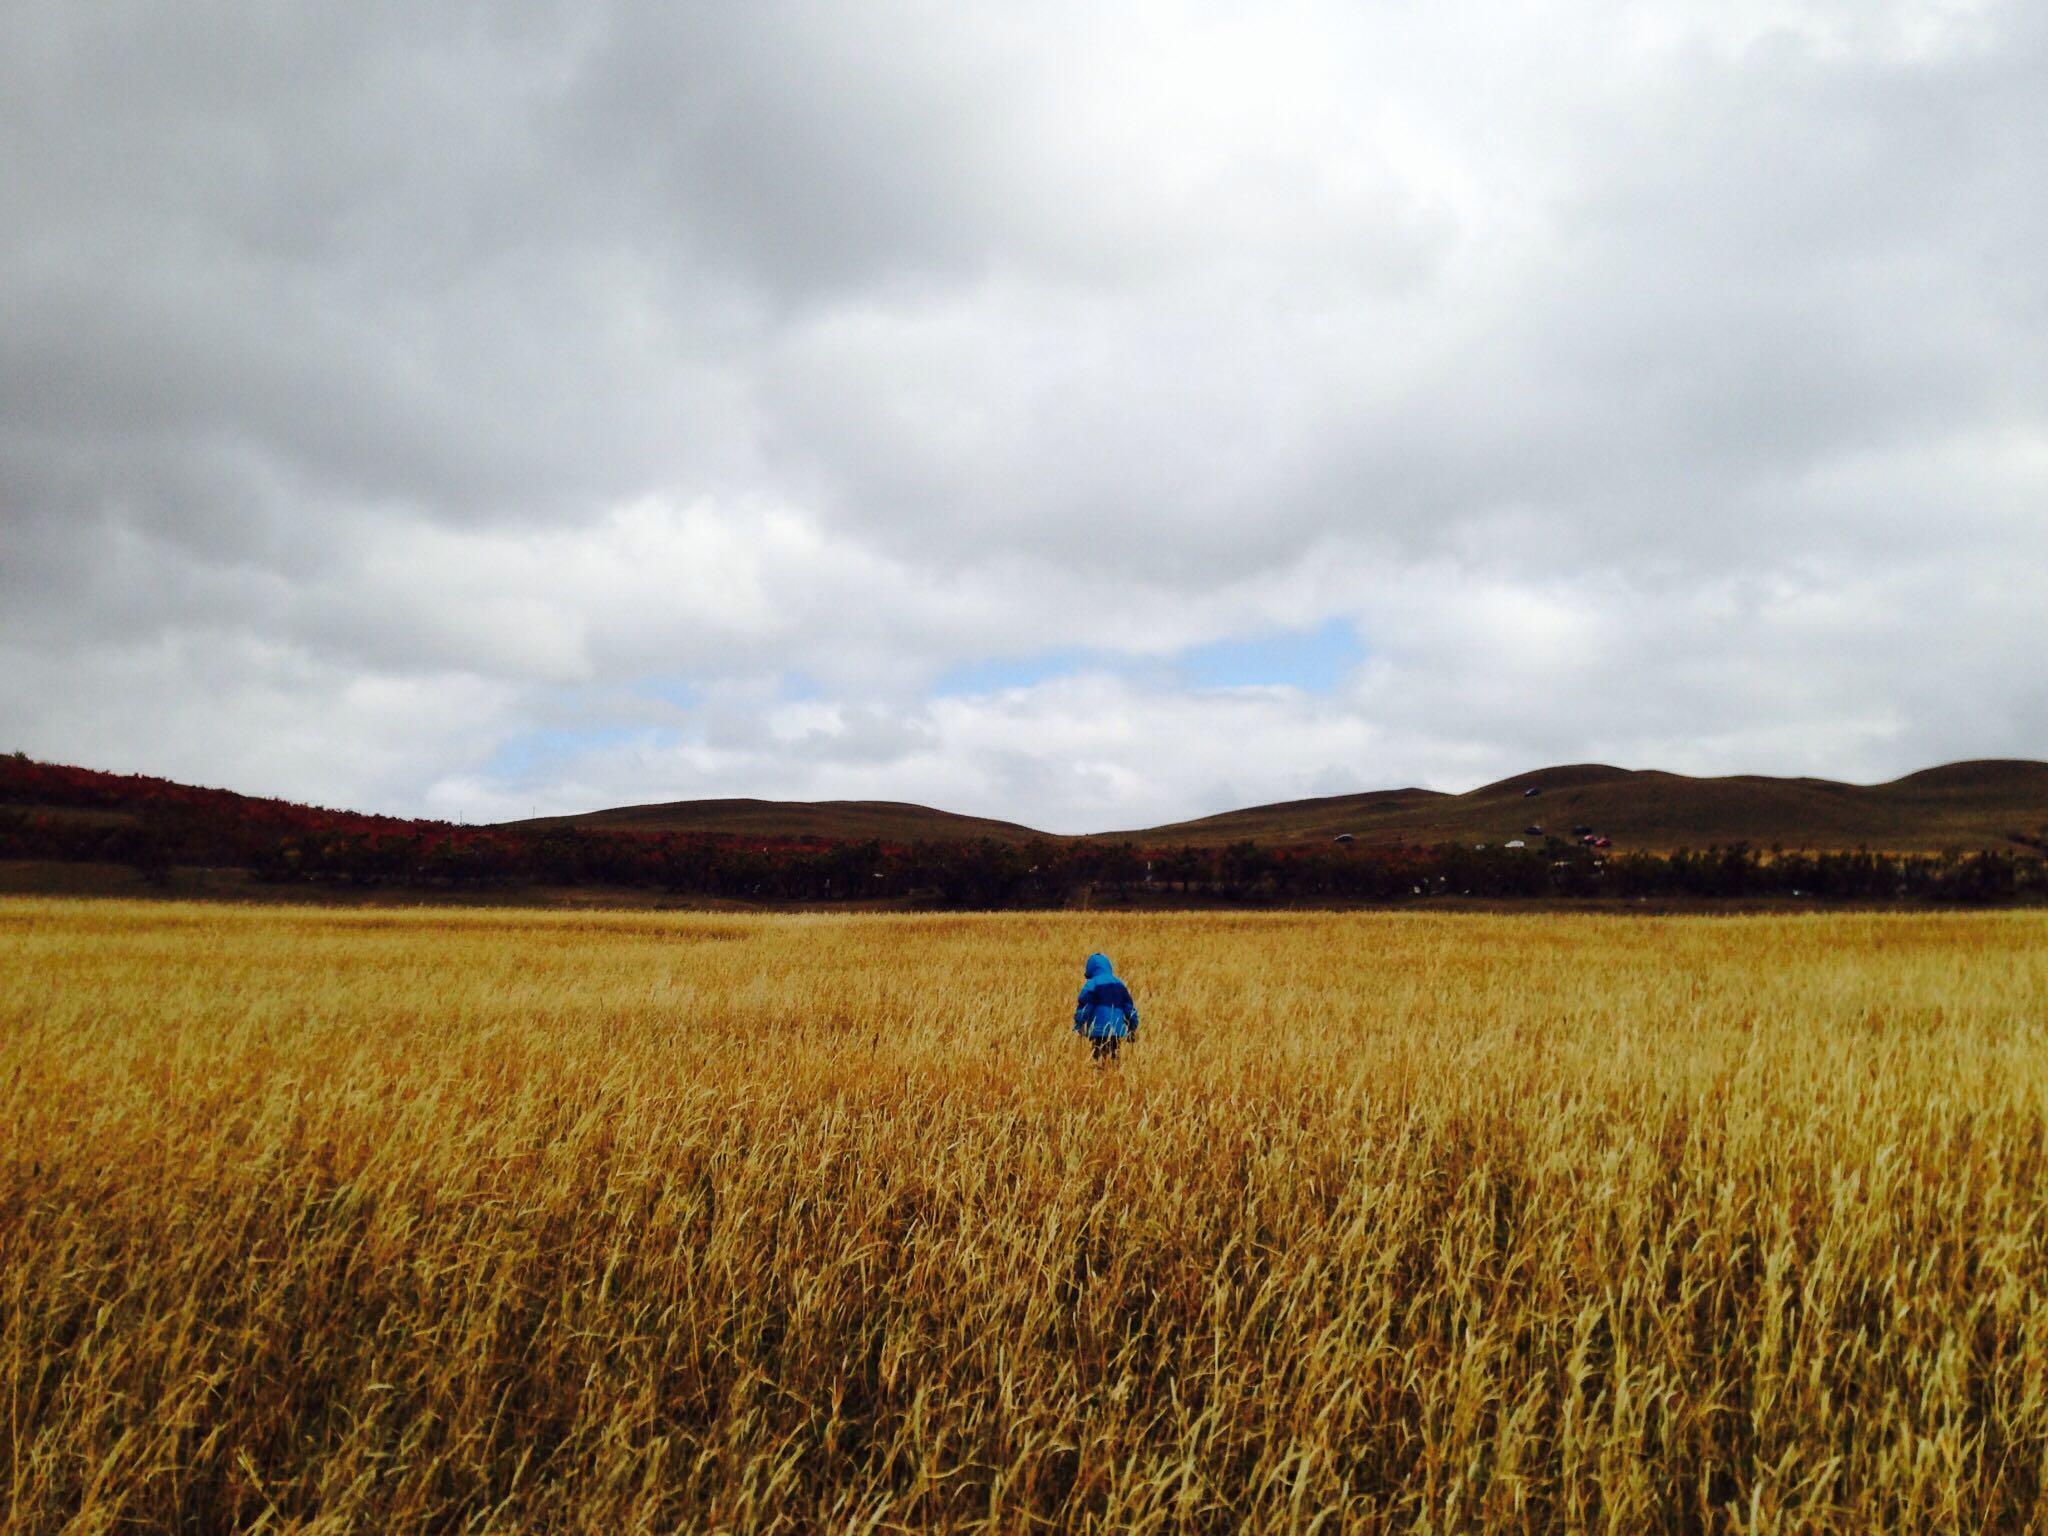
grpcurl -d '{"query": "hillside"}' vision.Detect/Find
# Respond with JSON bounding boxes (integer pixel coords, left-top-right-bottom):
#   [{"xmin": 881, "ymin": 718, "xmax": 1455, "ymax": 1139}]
[
  {"xmin": 506, "ymin": 797, "xmax": 1043, "ymax": 845},
  {"xmin": 1110, "ymin": 760, "xmax": 2048, "ymax": 851},
  {"xmin": 7, "ymin": 753, "xmax": 2047, "ymax": 859},
  {"xmin": 520, "ymin": 760, "xmax": 2048, "ymax": 852},
  {"xmin": 0, "ymin": 754, "xmax": 433, "ymax": 835}
]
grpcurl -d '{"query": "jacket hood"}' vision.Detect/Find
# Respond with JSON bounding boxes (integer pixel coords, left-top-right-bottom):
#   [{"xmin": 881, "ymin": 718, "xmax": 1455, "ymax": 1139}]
[{"xmin": 1084, "ymin": 952, "xmax": 1114, "ymax": 980}]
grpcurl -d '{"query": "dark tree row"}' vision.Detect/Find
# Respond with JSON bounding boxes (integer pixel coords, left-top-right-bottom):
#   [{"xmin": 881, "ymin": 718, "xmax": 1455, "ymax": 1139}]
[
  {"xmin": 6, "ymin": 752, "xmax": 2042, "ymax": 905},
  {"xmin": 2, "ymin": 798, "xmax": 2042, "ymax": 907}
]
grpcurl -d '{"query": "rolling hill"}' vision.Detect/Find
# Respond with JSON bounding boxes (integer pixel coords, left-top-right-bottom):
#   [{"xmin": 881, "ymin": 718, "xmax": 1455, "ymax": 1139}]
[
  {"xmin": 6, "ymin": 753, "xmax": 2047, "ymax": 855},
  {"xmin": 522, "ymin": 760, "xmax": 2048, "ymax": 853},
  {"xmin": 505, "ymin": 797, "xmax": 1043, "ymax": 845},
  {"xmin": 1104, "ymin": 760, "xmax": 2048, "ymax": 851}
]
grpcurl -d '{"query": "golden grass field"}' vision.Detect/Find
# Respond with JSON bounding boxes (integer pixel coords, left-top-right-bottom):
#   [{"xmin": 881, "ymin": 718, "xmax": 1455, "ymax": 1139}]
[{"xmin": 6, "ymin": 899, "xmax": 2048, "ymax": 1533}]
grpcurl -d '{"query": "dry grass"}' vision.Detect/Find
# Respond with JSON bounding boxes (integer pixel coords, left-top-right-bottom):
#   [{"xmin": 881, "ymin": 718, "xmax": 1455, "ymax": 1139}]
[{"xmin": 5, "ymin": 898, "xmax": 2048, "ymax": 1533}]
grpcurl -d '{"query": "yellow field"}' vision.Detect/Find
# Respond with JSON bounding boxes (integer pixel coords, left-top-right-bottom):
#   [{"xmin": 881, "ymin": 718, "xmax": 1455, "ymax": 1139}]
[{"xmin": 5, "ymin": 900, "xmax": 2048, "ymax": 1533}]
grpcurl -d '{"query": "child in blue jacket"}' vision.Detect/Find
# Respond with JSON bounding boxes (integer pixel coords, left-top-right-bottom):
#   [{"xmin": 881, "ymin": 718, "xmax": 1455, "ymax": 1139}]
[{"xmin": 1074, "ymin": 952, "xmax": 1140, "ymax": 1063}]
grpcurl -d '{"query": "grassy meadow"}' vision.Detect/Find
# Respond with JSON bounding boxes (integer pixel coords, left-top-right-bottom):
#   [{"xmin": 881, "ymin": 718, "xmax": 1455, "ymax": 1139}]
[{"xmin": 5, "ymin": 898, "xmax": 2048, "ymax": 1533}]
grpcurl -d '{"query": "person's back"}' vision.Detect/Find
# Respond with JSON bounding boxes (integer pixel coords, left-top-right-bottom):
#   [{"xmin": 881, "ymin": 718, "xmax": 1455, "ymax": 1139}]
[{"xmin": 1073, "ymin": 952, "xmax": 1139, "ymax": 1063}]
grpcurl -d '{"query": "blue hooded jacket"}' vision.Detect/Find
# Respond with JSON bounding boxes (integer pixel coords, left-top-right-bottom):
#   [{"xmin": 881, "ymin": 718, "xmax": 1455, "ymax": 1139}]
[{"xmin": 1074, "ymin": 952, "xmax": 1139, "ymax": 1041}]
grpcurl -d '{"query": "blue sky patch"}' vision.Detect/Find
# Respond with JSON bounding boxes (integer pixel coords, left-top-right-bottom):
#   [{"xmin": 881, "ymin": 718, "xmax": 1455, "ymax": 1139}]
[
  {"xmin": 1176, "ymin": 618, "xmax": 1364, "ymax": 693},
  {"xmin": 633, "ymin": 677, "xmax": 698, "ymax": 708},
  {"xmin": 934, "ymin": 649, "xmax": 1096, "ymax": 697}
]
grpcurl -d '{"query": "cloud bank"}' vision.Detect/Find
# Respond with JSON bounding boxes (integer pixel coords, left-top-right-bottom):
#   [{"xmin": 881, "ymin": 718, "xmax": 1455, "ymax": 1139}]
[{"xmin": 4, "ymin": 0, "xmax": 2043, "ymax": 830}]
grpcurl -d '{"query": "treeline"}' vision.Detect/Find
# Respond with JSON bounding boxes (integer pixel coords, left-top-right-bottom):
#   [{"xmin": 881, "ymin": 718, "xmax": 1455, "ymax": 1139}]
[
  {"xmin": 2, "ymin": 801, "xmax": 2042, "ymax": 906},
  {"xmin": 6, "ymin": 752, "xmax": 2043, "ymax": 905}
]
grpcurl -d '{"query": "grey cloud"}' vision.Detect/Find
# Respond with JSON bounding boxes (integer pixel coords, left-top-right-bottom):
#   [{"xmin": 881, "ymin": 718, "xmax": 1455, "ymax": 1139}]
[
  {"xmin": 1, "ymin": 0, "xmax": 2043, "ymax": 823},
  {"xmin": 557, "ymin": 5, "xmax": 1027, "ymax": 300}
]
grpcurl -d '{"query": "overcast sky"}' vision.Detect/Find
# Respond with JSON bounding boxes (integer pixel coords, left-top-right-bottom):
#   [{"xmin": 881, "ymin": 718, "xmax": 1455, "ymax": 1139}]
[{"xmin": 4, "ymin": 1, "xmax": 2044, "ymax": 831}]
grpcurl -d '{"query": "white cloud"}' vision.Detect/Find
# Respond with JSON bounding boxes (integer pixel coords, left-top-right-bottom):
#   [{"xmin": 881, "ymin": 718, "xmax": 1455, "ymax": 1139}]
[{"xmin": 2, "ymin": 0, "xmax": 2043, "ymax": 826}]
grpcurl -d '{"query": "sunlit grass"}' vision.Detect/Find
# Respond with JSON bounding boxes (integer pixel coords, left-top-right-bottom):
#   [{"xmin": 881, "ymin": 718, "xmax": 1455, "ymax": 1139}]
[{"xmin": 5, "ymin": 899, "xmax": 2047, "ymax": 1532}]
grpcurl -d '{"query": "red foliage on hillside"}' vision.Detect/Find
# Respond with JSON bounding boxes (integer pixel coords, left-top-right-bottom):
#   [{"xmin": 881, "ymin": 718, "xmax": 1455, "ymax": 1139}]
[
  {"xmin": 0, "ymin": 753, "xmax": 436, "ymax": 835},
  {"xmin": 0, "ymin": 754, "xmax": 905, "ymax": 890}
]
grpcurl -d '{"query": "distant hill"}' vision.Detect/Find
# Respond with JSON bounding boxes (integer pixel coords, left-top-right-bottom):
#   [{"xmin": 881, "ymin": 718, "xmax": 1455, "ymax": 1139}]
[
  {"xmin": 1105, "ymin": 760, "xmax": 2048, "ymax": 851},
  {"xmin": 528, "ymin": 760, "xmax": 2048, "ymax": 853},
  {"xmin": 7, "ymin": 753, "xmax": 2047, "ymax": 856},
  {"xmin": 502, "ymin": 797, "xmax": 1044, "ymax": 845},
  {"xmin": 0, "ymin": 754, "xmax": 433, "ymax": 835}
]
